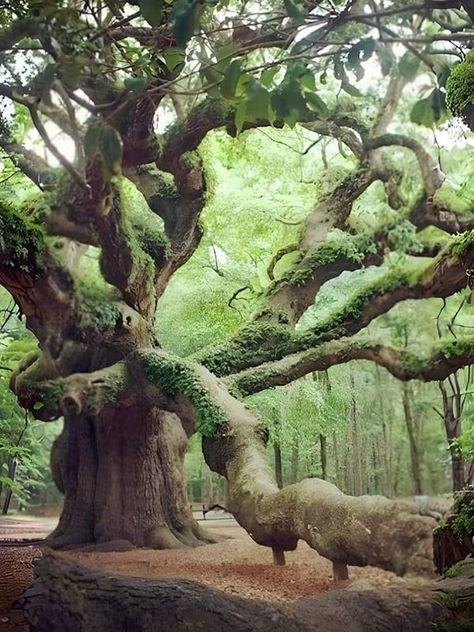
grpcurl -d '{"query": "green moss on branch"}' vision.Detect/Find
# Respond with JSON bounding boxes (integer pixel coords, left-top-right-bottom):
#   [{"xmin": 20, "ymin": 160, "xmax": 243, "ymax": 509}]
[
  {"xmin": 196, "ymin": 322, "xmax": 301, "ymax": 376},
  {"xmin": 0, "ymin": 201, "xmax": 45, "ymax": 274},
  {"xmin": 137, "ymin": 350, "xmax": 227, "ymax": 436},
  {"xmin": 446, "ymin": 51, "xmax": 474, "ymax": 119}
]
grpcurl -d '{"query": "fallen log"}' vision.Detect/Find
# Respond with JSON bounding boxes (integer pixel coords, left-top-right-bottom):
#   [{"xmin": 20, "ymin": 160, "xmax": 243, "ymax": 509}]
[{"xmin": 15, "ymin": 553, "xmax": 474, "ymax": 632}]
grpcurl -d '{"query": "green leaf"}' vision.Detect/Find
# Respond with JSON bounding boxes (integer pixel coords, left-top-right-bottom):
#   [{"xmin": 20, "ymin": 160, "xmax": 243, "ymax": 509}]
[
  {"xmin": 172, "ymin": 0, "xmax": 199, "ymax": 49},
  {"xmin": 124, "ymin": 77, "xmax": 147, "ymax": 92},
  {"xmin": 284, "ymin": 0, "xmax": 304, "ymax": 23},
  {"xmin": 260, "ymin": 66, "xmax": 278, "ymax": 88},
  {"xmin": 84, "ymin": 122, "xmax": 101, "ymax": 160},
  {"xmin": 140, "ymin": 0, "xmax": 163, "ymax": 26},
  {"xmin": 300, "ymin": 70, "xmax": 316, "ymax": 91},
  {"xmin": 245, "ymin": 81, "xmax": 271, "ymax": 121},
  {"xmin": 59, "ymin": 56, "xmax": 83, "ymax": 90},
  {"xmin": 163, "ymin": 48, "xmax": 185, "ymax": 73},
  {"xmin": 430, "ymin": 87, "xmax": 449, "ymax": 124},
  {"xmin": 234, "ymin": 100, "xmax": 247, "ymax": 134},
  {"xmin": 347, "ymin": 38, "xmax": 375, "ymax": 81},
  {"xmin": 410, "ymin": 97, "xmax": 435, "ymax": 128},
  {"xmin": 305, "ymin": 92, "xmax": 328, "ymax": 116},
  {"xmin": 410, "ymin": 89, "xmax": 449, "ymax": 128},
  {"xmin": 216, "ymin": 42, "xmax": 242, "ymax": 62},
  {"xmin": 271, "ymin": 81, "xmax": 308, "ymax": 126},
  {"xmin": 221, "ymin": 60, "xmax": 242, "ymax": 100},
  {"xmin": 398, "ymin": 52, "xmax": 420, "ymax": 80},
  {"xmin": 98, "ymin": 124, "xmax": 123, "ymax": 179},
  {"xmin": 376, "ymin": 43, "xmax": 395, "ymax": 76},
  {"xmin": 341, "ymin": 75, "xmax": 363, "ymax": 97}
]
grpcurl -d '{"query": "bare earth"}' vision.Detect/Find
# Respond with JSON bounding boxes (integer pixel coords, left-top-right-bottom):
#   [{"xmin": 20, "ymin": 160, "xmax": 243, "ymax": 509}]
[{"xmin": 0, "ymin": 513, "xmax": 410, "ymax": 617}]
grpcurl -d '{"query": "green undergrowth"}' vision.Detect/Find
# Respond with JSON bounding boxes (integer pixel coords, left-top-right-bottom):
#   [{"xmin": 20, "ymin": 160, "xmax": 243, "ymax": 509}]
[
  {"xmin": 451, "ymin": 487, "xmax": 474, "ymax": 542},
  {"xmin": 434, "ymin": 184, "xmax": 474, "ymax": 216}
]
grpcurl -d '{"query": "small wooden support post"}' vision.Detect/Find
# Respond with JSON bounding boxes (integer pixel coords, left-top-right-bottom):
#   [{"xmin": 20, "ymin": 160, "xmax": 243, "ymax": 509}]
[
  {"xmin": 272, "ymin": 548, "xmax": 286, "ymax": 566},
  {"xmin": 332, "ymin": 560, "xmax": 349, "ymax": 581}
]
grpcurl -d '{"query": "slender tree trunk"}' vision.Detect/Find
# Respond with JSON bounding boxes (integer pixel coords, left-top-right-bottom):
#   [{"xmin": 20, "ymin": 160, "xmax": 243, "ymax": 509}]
[
  {"xmin": 350, "ymin": 372, "xmax": 363, "ymax": 496},
  {"xmin": 375, "ymin": 366, "xmax": 394, "ymax": 497},
  {"xmin": 466, "ymin": 460, "xmax": 474, "ymax": 486},
  {"xmin": 371, "ymin": 441, "xmax": 379, "ymax": 494},
  {"xmin": 439, "ymin": 379, "xmax": 465, "ymax": 492},
  {"xmin": 291, "ymin": 444, "xmax": 299, "ymax": 484},
  {"xmin": 274, "ymin": 442, "xmax": 283, "ymax": 489},
  {"xmin": 273, "ymin": 414, "xmax": 284, "ymax": 488},
  {"xmin": 319, "ymin": 434, "xmax": 327, "ymax": 480},
  {"xmin": 332, "ymin": 432, "xmax": 341, "ymax": 487},
  {"xmin": 48, "ymin": 405, "xmax": 210, "ymax": 549},
  {"xmin": 2, "ymin": 457, "xmax": 16, "ymax": 515},
  {"xmin": 402, "ymin": 383, "xmax": 424, "ymax": 495},
  {"xmin": 450, "ymin": 449, "xmax": 465, "ymax": 492},
  {"xmin": 206, "ymin": 467, "xmax": 214, "ymax": 506}
]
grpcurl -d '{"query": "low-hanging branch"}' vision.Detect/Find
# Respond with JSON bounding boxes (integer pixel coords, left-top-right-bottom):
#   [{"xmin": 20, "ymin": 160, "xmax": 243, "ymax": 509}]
[{"xmin": 227, "ymin": 334, "xmax": 474, "ymax": 396}]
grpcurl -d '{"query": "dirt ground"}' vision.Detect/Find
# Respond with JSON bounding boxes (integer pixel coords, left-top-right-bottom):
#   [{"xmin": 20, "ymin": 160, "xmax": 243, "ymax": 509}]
[{"xmin": 0, "ymin": 513, "xmax": 422, "ymax": 631}]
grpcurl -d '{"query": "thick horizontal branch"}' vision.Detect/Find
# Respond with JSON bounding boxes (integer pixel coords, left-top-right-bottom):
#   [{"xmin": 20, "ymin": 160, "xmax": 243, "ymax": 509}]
[
  {"xmin": 266, "ymin": 172, "xmax": 381, "ymax": 324},
  {"xmin": 227, "ymin": 334, "xmax": 474, "ymax": 396},
  {"xmin": 192, "ymin": 365, "xmax": 437, "ymax": 576},
  {"xmin": 198, "ymin": 235, "xmax": 474, "ymax": 375}
]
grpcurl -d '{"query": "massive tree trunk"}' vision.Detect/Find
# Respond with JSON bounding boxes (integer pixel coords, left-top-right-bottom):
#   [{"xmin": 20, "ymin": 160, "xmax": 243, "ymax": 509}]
[{"xmin": 48, "ymin": 406, "xmax": 209, "ymax": 549}]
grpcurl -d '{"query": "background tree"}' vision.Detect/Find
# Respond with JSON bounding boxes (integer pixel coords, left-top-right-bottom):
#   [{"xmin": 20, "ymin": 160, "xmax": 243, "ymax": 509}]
[{"xmin": 0, "ymin": 0, "xmax": 473, "ymax": 577}]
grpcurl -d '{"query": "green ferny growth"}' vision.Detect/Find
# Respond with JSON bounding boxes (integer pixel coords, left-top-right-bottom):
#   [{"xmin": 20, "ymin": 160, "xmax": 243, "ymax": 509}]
[
  {"xmin": 451, "ymin": 487, "xmax": 474, "ymax": 542},
  {"xmin": 138, "ymin": 350, "xmax": 227, "ymax": 437}
]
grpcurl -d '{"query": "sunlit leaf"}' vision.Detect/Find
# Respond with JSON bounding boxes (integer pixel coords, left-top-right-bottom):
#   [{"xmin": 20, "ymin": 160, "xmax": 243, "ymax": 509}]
[
  {"xmin": 305, "ymin": 92, "xmax": 328, "ymax": 116},
  {"xmin": 124, "ymin": 77, "xmax": 147, "ymax": 92},
  {"xmin": 221, "ymin": 60, "xmax": 242, "ymax": 100},
  {"xmin": 261, "ymin": 67, "xmax": 278, "ymax": 88},
  {"xmin": 410, "ymin": 97, "xmax": 435, "ymax": 127}
]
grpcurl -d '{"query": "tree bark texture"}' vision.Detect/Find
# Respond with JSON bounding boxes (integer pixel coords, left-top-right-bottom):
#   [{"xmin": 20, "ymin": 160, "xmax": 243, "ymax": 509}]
[
  {"xmin": 16, "ymin": 552, "xmax": 463, "ymax": 632},
  {"xmin": 48, "ymin": 406, "xmax": 209, "ymax": 550},
  {"xmin": 402, "ymin": 384, "xmax": 424, "ymax": 496}
]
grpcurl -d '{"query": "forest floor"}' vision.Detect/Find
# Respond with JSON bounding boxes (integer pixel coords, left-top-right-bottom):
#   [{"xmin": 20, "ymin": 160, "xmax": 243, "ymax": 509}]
[{"xmin": 0, "ymin": 511, "xmax": 423, "ymax": 631}]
